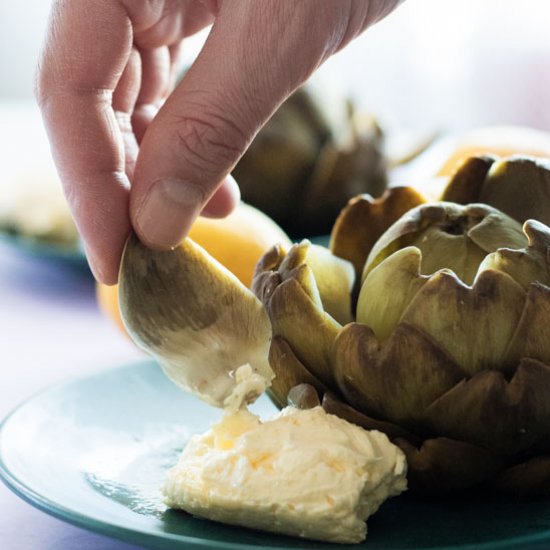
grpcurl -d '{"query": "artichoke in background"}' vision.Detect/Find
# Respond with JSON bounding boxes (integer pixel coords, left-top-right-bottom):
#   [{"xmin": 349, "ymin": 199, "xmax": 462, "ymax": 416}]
[
  {"xmin": 441, "ymin": 155, "xmax": 550, "ymax": 226},
  {"xmin": 252, "ymin": 155, "xmax": 550, "ymax": 495},
  {"xmin": 232, "ymin": 84, "xmax": 387, "ymax": 237}
]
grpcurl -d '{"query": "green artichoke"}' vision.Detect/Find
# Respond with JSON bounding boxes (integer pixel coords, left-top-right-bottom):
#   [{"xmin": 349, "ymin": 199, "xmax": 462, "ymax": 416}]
[
  {"xmin": 252, "ymin": 156, "xmax": 550, "ymax": 495},
  {"xmin": 232, "ymin": 84, "xmax": 387, "ymax": 237},
  {"xmin": 441, "ymin": 155, "xmax": 550, "ymax": 227}
]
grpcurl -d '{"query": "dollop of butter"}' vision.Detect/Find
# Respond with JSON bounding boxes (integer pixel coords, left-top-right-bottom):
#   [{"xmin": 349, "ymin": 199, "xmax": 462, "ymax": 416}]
[{"xmin": 164, "ymin": 406, "xmax": 407, "ymax": 544}]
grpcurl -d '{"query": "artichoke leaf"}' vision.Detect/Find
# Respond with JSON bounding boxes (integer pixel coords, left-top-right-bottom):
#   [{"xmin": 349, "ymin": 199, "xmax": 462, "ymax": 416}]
[
  {"xmin": 267, "ymin": 336, "xmax": 328, "ymax": 409},
  {"xmin": 363, "ymin": 202, "xmax": 441, "ymax": 279},
  {"xmin": 492, "ymin": 456, "xmax": 550, "ymax": 496},
  {"xmin": 356, "ymin": 247, "xmax": 429, "ymax": 341},
  {"xmin": 478, "ymin": 250, "xmax": 549, "ymax": 291},
  {"xmin": 477, "ymin": 219, "xmax": 550, "ymax": 290},
  {"xmin": 332, "ymin": 323, "xmax": 463, "ymax": 427},
  {"xmin": 321, "ymin": 392, "xmax": 421, "ymax": 444},
  {"xmin": 401, "ymin": 269, "xmax": 526, "ymax": 376},
  {"xmin": 329, "ymin": 186, "xmax": 426, "ymax": 281},
  {"xmin": 253, "ymin": 242, "xmax": 288, "ymax": 277},
  {"xmin": 252, "ymin": 244, "xmax": 286, "ymax": 306},
  {"xmin": 442, "ymin": 156, "xmax": 550, "ymax": 227},
  {"xmin": 504, "ymin": 283, "xmax": 550, "ymax": 366},
  {"xmin": 480, "ymin": 157, "xmax": 550, "ymax": 226},
  {"xmin": 424, "ymin": 358, "xmax": 550, "ymax": 455},
  {"xmin": 278, "ymin": 240, "xmax": 355, "ymax": 325},
  {"xmin": 119, "ymin": 234, "xmax": 273, "ymax": 411},
  {"xmin": 266, "ymin": 277, "xmax": 341, "ymax": 388},
  {"xmin": 364, "ymin": 203, "xmax": 523, "ymax": 285},
  {"xmin": 467, "ymin": 211, "xmax": 528, "ymax": 254},
  {"xmin": 303, "ymin": 243, "xmax": 355, "ymax": 325},
  {"xmin": 440, "ymin": 155, "xmax": 497, "ymax": 204},
  {"xmin": 397, "ymin": 437, "xmax": 505, "ymax": 494},
  {"xmin": 524, "ymin": 218, "xmax": 550, "ymax": 252}
]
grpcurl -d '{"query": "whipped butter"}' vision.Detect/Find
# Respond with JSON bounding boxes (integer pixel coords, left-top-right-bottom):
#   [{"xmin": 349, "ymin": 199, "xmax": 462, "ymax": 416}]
[{"xmin": 164, "ymin": 406, "xmax": 407, "ymax": 544}]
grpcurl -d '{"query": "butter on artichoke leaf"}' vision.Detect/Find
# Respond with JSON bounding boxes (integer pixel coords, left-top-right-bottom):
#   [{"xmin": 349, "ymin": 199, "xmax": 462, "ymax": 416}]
[{"xmin": 164, "ymin": 406, "xmax": 407, "ymax": 544}]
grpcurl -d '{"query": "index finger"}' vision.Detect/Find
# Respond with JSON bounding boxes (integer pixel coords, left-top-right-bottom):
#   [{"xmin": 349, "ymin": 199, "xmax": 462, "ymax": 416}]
[{"xmin": 36, "ymin": 0, "xmax": 133, "ymax": 284}]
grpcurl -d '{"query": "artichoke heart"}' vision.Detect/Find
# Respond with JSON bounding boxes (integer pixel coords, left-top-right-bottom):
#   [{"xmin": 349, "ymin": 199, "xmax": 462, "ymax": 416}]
[{"xmin": 253, "ymin": 161, "xmax": 550, "ymax": 495}]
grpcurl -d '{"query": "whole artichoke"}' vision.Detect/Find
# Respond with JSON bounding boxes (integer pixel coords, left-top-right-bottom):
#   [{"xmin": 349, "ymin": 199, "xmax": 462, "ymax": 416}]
[
  {"xmin": 252, "ymin": 155, "xmax": 550, "ymax": 495},
  {"xmin": 232, "ymin": 84, "xmax": 387, "ymax": 237}
]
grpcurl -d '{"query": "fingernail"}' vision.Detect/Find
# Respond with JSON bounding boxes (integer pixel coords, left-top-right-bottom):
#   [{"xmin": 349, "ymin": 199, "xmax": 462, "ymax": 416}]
[{"xmin": 134, "ymin": 179, "xmax": 204, "ymax": 248}]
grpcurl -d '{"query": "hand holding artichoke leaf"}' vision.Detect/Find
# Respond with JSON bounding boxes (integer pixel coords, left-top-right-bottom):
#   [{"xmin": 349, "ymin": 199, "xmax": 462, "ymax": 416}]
[{"xmin": 253, "ymin": 155, "xmax": 550, "ymax": 495}]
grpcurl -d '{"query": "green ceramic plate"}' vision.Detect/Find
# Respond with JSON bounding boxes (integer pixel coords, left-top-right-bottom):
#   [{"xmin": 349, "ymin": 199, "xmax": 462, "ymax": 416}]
[{"xmin": 1, "ymin": 361, "xmax": 550, "ymax": 550}]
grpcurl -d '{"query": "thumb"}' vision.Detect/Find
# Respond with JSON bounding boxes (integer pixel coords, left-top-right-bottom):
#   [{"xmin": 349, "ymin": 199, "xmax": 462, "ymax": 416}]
[{"xmin": 130, "ymin": 1, "xmax": 355, "ymax": 248}]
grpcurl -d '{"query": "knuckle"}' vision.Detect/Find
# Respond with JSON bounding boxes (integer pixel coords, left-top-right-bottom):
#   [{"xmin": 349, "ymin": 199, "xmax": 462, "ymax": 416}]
[{"xmin": 168, "ymin": 108, "xmax": 249, "ymax": 175}]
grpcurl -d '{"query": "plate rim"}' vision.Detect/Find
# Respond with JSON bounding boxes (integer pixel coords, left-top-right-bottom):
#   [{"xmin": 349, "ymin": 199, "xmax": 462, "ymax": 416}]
[
  {"xmin": 1, "ymin": 360, "xmax": 550, "ymax": 550},
  {"xmin": 0, "ymin": 230, "xmax": 88, "ymax": 266}
]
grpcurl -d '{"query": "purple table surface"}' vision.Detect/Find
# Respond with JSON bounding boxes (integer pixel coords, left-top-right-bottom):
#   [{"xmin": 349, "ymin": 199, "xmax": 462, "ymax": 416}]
[{"xmin": 0, "ymin": 242, "xmax": 147, "ymax": 549}]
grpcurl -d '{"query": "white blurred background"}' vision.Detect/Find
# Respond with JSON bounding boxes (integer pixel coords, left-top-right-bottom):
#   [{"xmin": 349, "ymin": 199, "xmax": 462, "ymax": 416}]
[{"xmin": 2, "ymin": 0, "xmax": 550, "ymax": 134}]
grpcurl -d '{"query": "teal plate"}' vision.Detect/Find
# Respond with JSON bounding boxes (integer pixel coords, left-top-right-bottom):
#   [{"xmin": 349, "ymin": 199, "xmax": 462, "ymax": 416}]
[
  {"xmin": 0, "ymin": 230, "xmax": 89, "ymax": 271},
  {"xmin": 1, "ymin": 361, "xmax": 550, "ymax": 550}
]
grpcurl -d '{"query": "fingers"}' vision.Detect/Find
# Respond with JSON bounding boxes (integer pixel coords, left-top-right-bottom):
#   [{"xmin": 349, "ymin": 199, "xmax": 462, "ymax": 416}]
[
  {"xmin": 131, "ymin": 0, "xmax": 353, "ymax": 249},
  {"xmin": 131, "ymin": 46, "xmax": 171, "ymax": 143},
  {"xmin": 112, "ymin": 47, "xmax": 141, "ymax": 178},
  {"xmin": 37, "ymin": 0, "xmax": 134, "ymax": 284},
  {"xmin": 37, "ymin": 0, "xmax": 402, "ymax": 281},
  {"xmin": 200, "ymin": 175, "xmax": 241, "ymax": 219}
]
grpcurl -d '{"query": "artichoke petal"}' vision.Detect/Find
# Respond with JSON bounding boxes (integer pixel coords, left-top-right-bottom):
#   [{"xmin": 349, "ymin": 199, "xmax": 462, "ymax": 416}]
[
  {"xmin": 119, "ymin": 234, "xmax": 273, "ymax": 410},
  {"xmin": 288, "ymin": 264, "xmax": 324, "ymax": 310},
  {"xmin": 442, "ymin": 156, "xmax": 550, "ymax": 226},
  {"xmin": 266, "ymin": 277, "xmax": 341, "ymax": 388},
  {"xmin": 364, "ymin": 202, "xmax": 445, "ymax": 278},
  {"xmin": 253, "ymin": 240, "xmax": 352, "ymax": 389},
  {"xmin": 467, "ymin": 212, "xmax": 528, "ymax": 254},
  {"xmin": 329, "ymin": 186, "xmax": 426, "ymax": 281},
  {"xmin": 401, "ymin": 269, "xmax": 526, "ymax": 376},
  {"xmin": 424, "ymin": 358, "xmax": 550, "ymax": 455},
  {"xmin": 303, "ymin": 242, "xmax": 355, "ymax": 325},
  {"xmin": 270, "ymin": 240, "xmax": 355, "ymax": 325},
  {"xmin": 252, "ymin": 244, "xmax": 286, "ymax": 305},
  {"xmin": 440, "ymin": 155, "xmax": 497, "ymax": 204},
  {"xmin": 505, "ymin": 283, "xmax": 550, "ymax": 366},
  {"xmin": 480, "ymin": 157, "xmax": 550, "ymax": 226},
  {"xmin": 478, "ymin": 250, "xmax": 548, "ymax": 291},
  {"xmin": 321, "ymin": 392, "xmax": 420, "ymax": 444},
  {"xmin": 396, "ymin": 437, "xmax": 504, "ymax": 494},
  {"xmin": 476, "ymin": 219, "xmax": 550, "ymax": 290},
  {"xmin": 267, "ymin": 336, "xmax": 328, "ymax": 409},
  {"xmin": 356, "ymin": 247, "xmax": 429, "ymax": 341},
  {"xmin": 332, "ymin": 323, "xmax": 463, "ymax": 427},
  {"xmin": 492, "ymin": 456, "xmax": 550, "ymax": 496},
  {"xmin": 364, "ymin": 203, "xmax": 523, "ymax": 285},
  {"xmin": 253, "ymin": 243, "xmax": 288, "ymax": 277},
  {"xmin": 524, "ymin": 217, "xmax": 550, "ymax": 252}
]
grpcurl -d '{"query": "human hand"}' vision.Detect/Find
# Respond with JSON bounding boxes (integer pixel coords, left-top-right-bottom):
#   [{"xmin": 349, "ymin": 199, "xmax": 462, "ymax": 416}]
[{"xmin": 37, "ymin": 0, "xmax": 402, "ymax": 284}]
